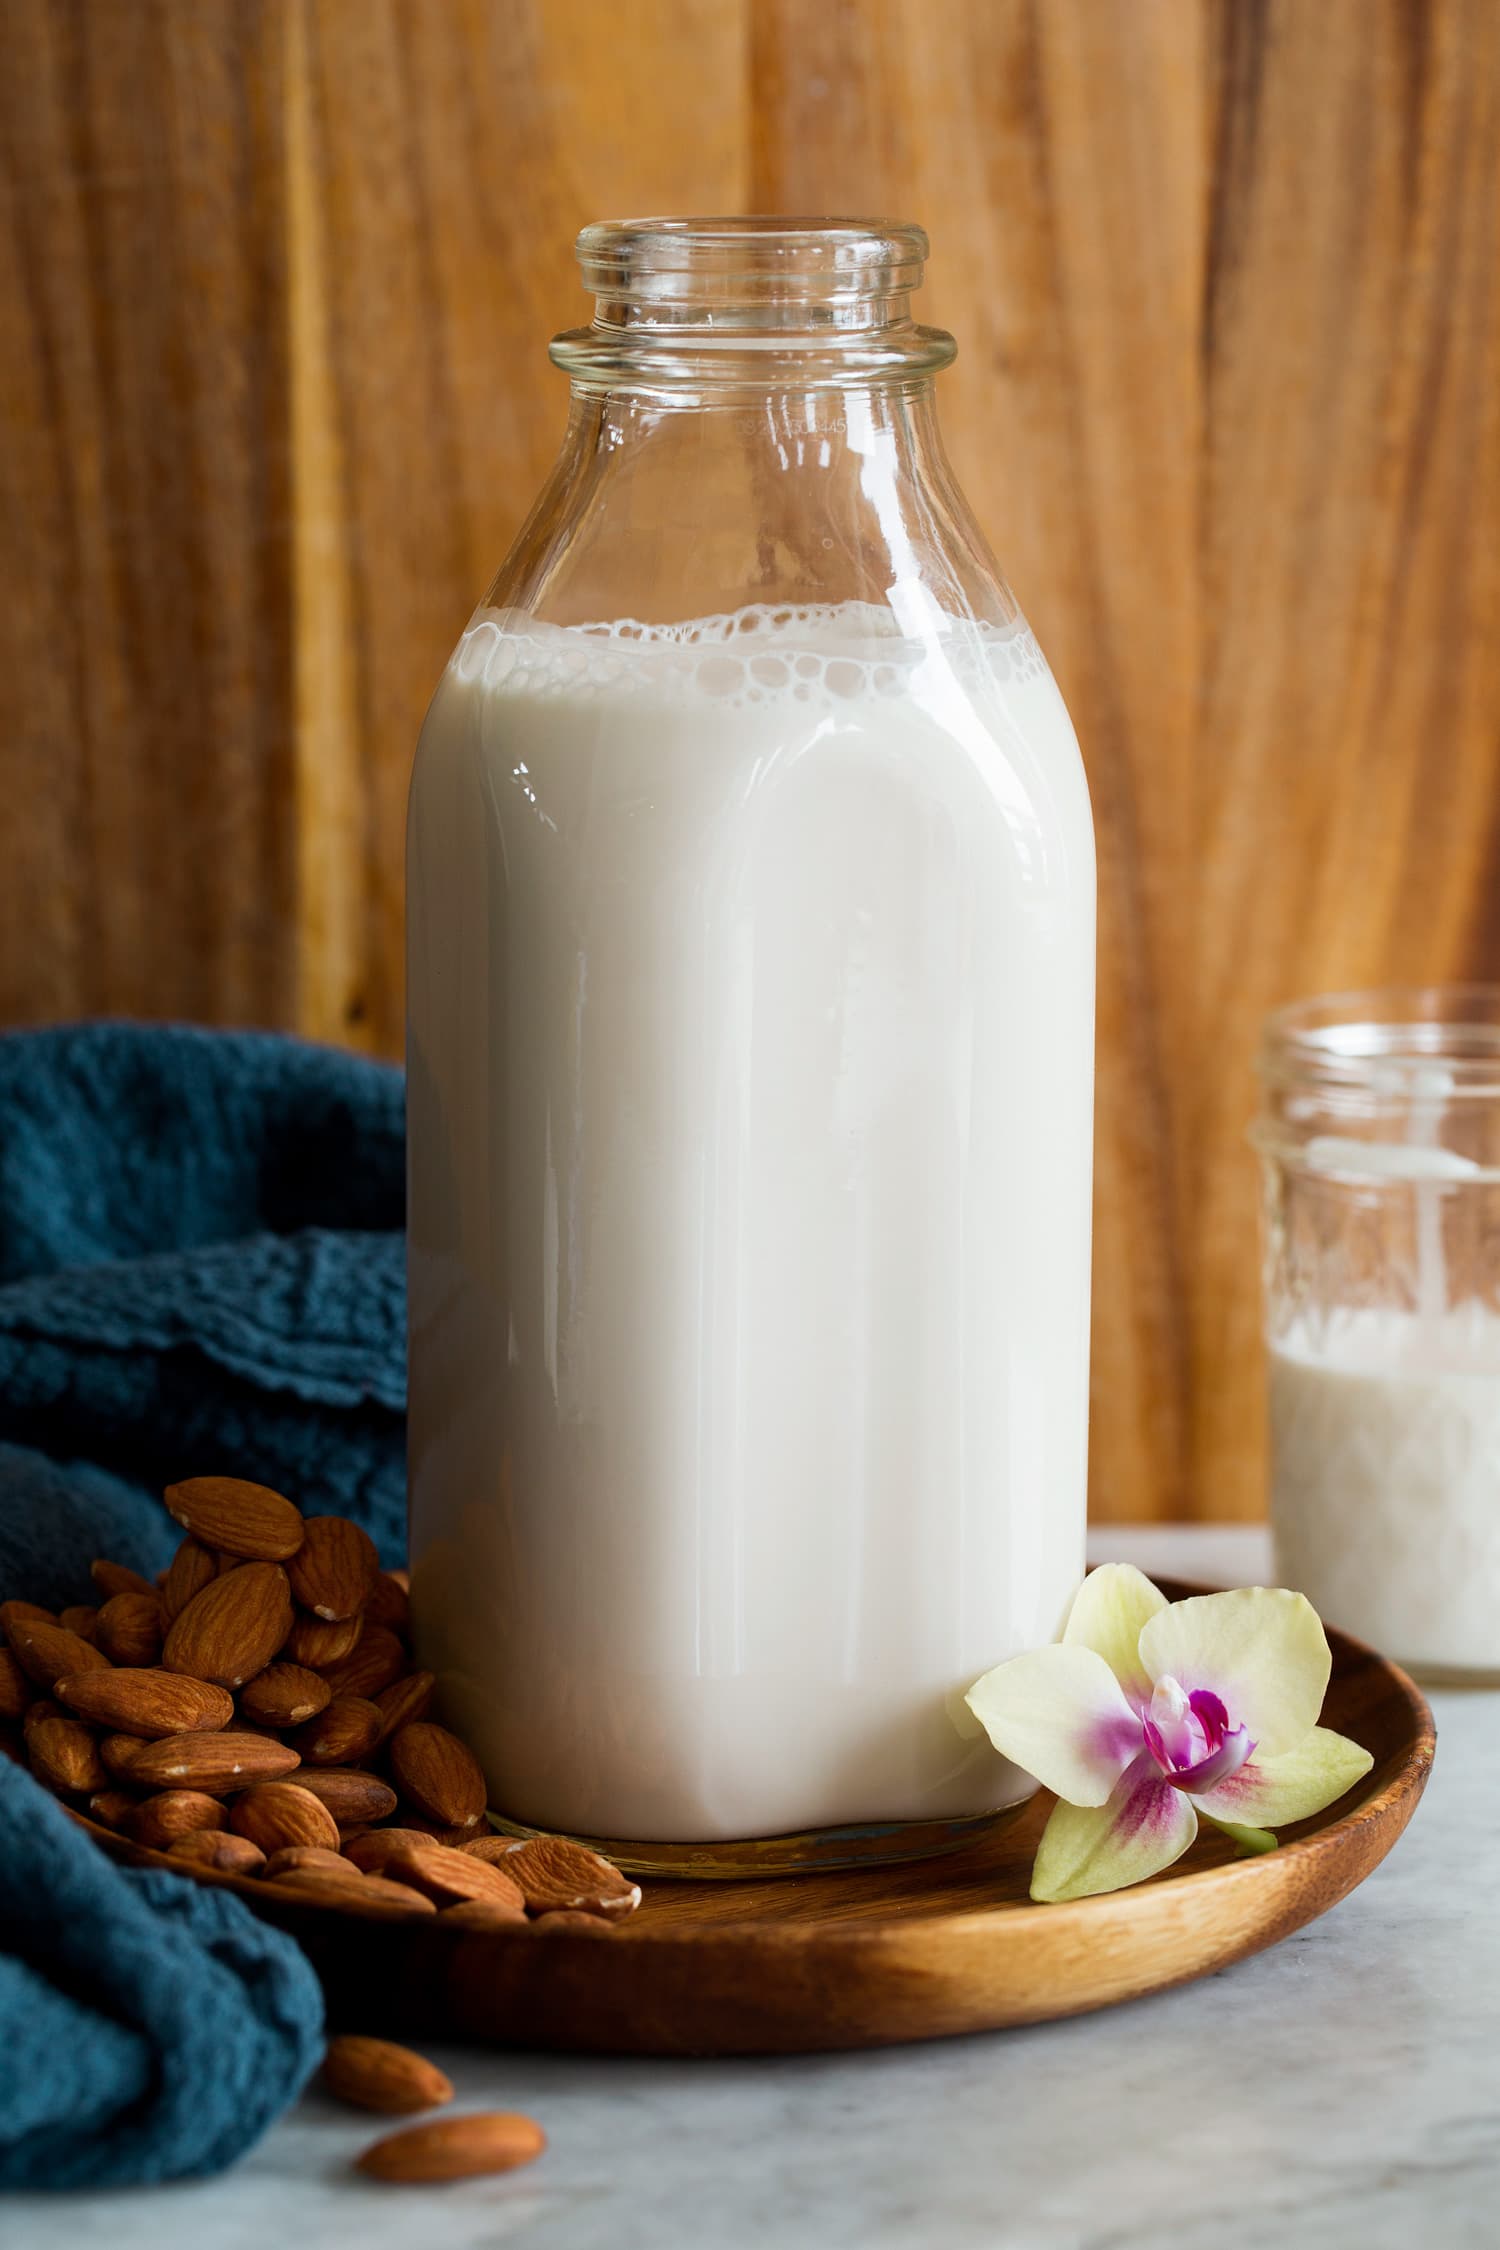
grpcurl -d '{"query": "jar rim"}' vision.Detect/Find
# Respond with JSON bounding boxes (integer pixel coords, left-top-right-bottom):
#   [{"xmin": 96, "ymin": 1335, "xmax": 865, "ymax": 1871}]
[
  {"xmin": 575, "ymin": 216, "xmax": 930, "ymax": 299},
  {"xmin": 1260, "ymin": 985, "xmax": 1500, "ymax": 1097}
]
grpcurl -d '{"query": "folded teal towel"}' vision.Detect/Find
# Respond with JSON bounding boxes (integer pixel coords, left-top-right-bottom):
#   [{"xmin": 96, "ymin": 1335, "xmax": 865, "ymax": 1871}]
[{"xmin": 0, "ymin": 1020, "xmax": 406, "ymax": 2185}]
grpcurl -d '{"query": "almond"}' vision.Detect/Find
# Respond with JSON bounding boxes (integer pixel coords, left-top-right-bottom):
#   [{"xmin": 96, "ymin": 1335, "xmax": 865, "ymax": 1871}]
[
  {"xmin": 229, "ymin": 1781, "xmax": 340, "ymax": 1853},
  {"xmin": 272, "ymin": 1869, "xmax": 436, "ymax": 1918},
  {"xmin": 356, "ymin": 2112, "xmax": 546, "ymax": 2182},
  {"xmin": 162, "ymin": 1539, "xmax": 218, "ymax": 1620},
  {"xmin": 6, "ymin": 1616, "xmax": 112, "ymax": 1690},
  {"xmin": 321, "ymin": 1625, "xmax": 406, "ymax": 1701},
  {"xmin": 164, "ymin": 1477, "xmax": 305, "ymax": 1561},
  {"xmin": 91, "ymin": 1559, "xmax": 157, "ymax": 1602},
  {"xmin": 387, "ymin": 1723, "xmax": 487, "ymax": 1830},
  {"xmin": 239, "ymin": 1662, "xmax": 331, "ymax": 1729},
  {"xmin": 397, "ymin": 1814, "xmax": 485, "ymax": 1845},
  {"xmin": 285, "ymin": 1610, "xmax": 364, "ymax": 1669},
  {"xmin": 131, "ymin": 1790, "xmax": 230, "ymax": 1849},
  {"xmin": 342, "ymin": 1827, "xmax": 449, "ymax": 1875},
  {"xmin": 27, "ymin": 1713, "xmax": 107, "ymax": 1795},
  {"xmin": 22, "ymin": 1697, "xmax": 61, "ymax": 1738},
  {"xmin": 532, "ymin": 1909, "xmax": 620, "ymax": 1933},
  {"xmin": 437, "ymin": 1899, "xmax": 531, "ymax": 1930},
  {"xmin": 373, "ymin": 1671, "xmax": 434, "ymax": 1747},
  {"xmin": 59, "ymin": 1605, "xmax": 100, "ymax": 1642},
  {"xmin": 323, "ymin": 2035, "xmax": 453, "ymax": 2115},
  {"xmin": 364, "ymin": 1572, "xmax": 411, "ymax": 1638},
  {"xmin": 501, "ymin": 1836, "xmax": 641, "ymax": 1921},
  {"xmin": 55, "ymin": 1669, "xmax": 234, "ymax": 1738},
  {"xmin": 0, "ymin": 1600, "xmax": 55, "ymax": 1631},
  {"xmin": 100, "ymin": 1732, "xmax": 147, "ymax": 1781},
  {"xmin": 0, "ymin": 1649, "xmax": 28, "ymax": 1721},
  {"xmin": 128, "ymin": 1729, "xmax": 301, "ymax": 1794},
  {"xmin": 215, "ymin": 1550, "xmax": 243, "ymax": 1575},
  {"xmin": 380, "ymin": 1845, "xmax": 527, "ymax": 1912},
  {"xmin": 286, "ymin": 1516, "xmax": 379, "ymax": 1621},
  {"xmin": 288, "ymin": 1695, "xmax": 381, "ymax": 1768},
  {"xmin": 167, "ymin": 1828, "xmax": 267, "ymax": 1875},
  {"xmin": 288, "ymin": 1767, "xmax": 398, "ymax": 1826},
  {"xmin": 162, "ymin": 1562, "xmax": 293, "ymax": 1688},
  {"xmin": 458, "ymin": 1834, "xmax": 526, "ymax": 1867},
  {"xmin": 262, "ymin": 1845, "xmax": 360, "ymax": 1881},
  {"xmin": 95, "ymin": 1591, "xmax": 165, "ymax": 1666},
  {"xmin": 88, "ymin": 1788, "xmax": 140, "ymax": 1831}
]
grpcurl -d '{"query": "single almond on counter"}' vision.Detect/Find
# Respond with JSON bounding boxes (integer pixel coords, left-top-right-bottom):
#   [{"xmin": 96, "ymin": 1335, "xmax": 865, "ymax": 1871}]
[
  {"xmin": 131, "ymin": 1790, "xmax": 229, "ymax": 1849},
  {"xmin": 321, "ymin": 1624, "xmax": 406, "ymax": 1701},
  {"xmin": 387, "ymin": 1722, "xmax": 488, "ymax": 1830},
  {"xmin": 59, "ymin": 1605, "xmax": 100, "ymax": 1642},
  {"xmin": 91, "ymin": 1559, "xmax": 157, "ymax": 1602},
  {"xmin": 28, "ymin": 1713, "xmax": 108, "ymax": 1795},
  {"xmin": 95, "ymin": 1590, "xmax": 165, "ymax": 1666},
  {"xmin": 286, "ymin": 1516, "xmax": 378, "ymax": 1621},
  {"xmin": 162, "ymin": 1562, "xmax": 293, "ymax": 1689},
  {"xmin": 356, "ymin": 2112, "xmax": 546, "ymax": 2183},
  {"xmin": 87, "ymin": 1788, "xmax": 139, "ymax": 1831},
  {"xmin": 129, "ymin": 1729, "xmax": 301, "ymax": 1793},
  {"xmin": 289, "ymin": 1694, "xmax": 381, "ymax": 1768},
  {"xmin": 380, "ymin": 1844, "xmax": 527, "ymax": 1912},
  {"xmin": 230, "ymin": 1780, "xmax": 341, "ymax": 1853},
  {"xmin": 55, "ymin": 1668, "xmax": 234, "ymax": 1738},
  {"xmin": 373, "ymin": 1670, "xmax": 433, "ymax": 1747},
  {"xmin": 323, "ymin": 2035, "xmax": 453, "ymax": 2115},
  {"xmin": 239, "ymin": 1662, "xmax": 332, "ymax": 1729},
  {"xmin": 0, "ymin": 1648, "xmax": 27, "ymax": 1721},
  {"xmin": 167, "ymin": 1828, "xmax": 267, "ymax": 1875},
  {"xmin": 262, "ymin": 1844, "xmax": 359, "ymax": 1881},
  {"xmin": 164, "ymin": 1477, "xmax": 305, "ymax": 1562},
  {"xmin": 364, "ymin": 1571, "xmax": 411, "ymax": 1638},
  {"xmin": 285, "ymin": 1609, "xmax": 364, "ymax": 1669},
  {"xmin": 161, "ymin": 1539, "xmax": 218, "ymax": 1620},
  {"xmin": 289, "ymin": 1766, "xmax": 398, "ymax": 1826},
  {"xmin": 502, "ymin": 1836, "xmax": 641, "ymax": 1921},
  {"xmin": 6, "ymin": 1616, "xmax": 112, "ymax": 1690}
]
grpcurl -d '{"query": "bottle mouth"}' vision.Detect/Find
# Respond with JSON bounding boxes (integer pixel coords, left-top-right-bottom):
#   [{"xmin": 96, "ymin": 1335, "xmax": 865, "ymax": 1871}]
[
  {"xmin": 574, "ymin": 217, "xmax": 930, "ymax": 309},
  {"xmin": 1260, "ymin": 986, "xmax": 1500, "ymax": 1100}
]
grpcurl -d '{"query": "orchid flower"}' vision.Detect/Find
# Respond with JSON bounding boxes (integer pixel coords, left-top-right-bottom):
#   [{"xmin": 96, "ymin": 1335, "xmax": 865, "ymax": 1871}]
[{"xmin": 965, "ymin": 1566, "xmax": 1374, "ymax": 1903}]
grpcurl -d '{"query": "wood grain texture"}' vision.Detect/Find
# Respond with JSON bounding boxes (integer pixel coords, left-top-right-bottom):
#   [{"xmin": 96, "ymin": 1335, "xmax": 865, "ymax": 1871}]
[
  {"xmin": 69, "ymin": 1592, "xmax": 1435, "ymax": 2054},
  {"xmin": 3, "ymin": 2, "xmax": 1499, "ymax": 1521}
]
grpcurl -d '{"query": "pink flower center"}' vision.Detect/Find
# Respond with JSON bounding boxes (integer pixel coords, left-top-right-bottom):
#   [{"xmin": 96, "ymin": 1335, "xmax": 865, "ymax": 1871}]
[{"xmin": 1142, "ymin": 1677, "xmax": 1255, "ymax": 1794}]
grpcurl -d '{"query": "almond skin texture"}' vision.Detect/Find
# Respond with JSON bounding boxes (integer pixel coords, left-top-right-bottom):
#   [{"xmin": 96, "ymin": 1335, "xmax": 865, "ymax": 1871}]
[
  {"xmin": 364, "ymin": 1572, "xmax": 411, "ymax": 1638},
  {"xmin": 100, "ymin": 1732, "xmax": 147, "ymax": 1781},
  {"xmin": 128, "ymin": 1729, "xmax": 301, "ymax": 1793},
  {"xmin": 87, "ymin": 1788, "xmax": 139, "ymax": 1831},
  {"xmin": 324, "ymin": 2036, "xmax": 453, "ymax": 2116},
  {"xmin": 381, "ymin": 1846, "xmax": 527, "ymax": 1912},
  {"xmin": 229, "ymin": 1781, "xmax": 341, "ymax": 1853},
  {"xmin": 356, "ymin": 2113, "xmax": 546, "ymax": 2183},
  {"xmin": 320, "ymin": 1625, "xmax": 406, "ymax": 1701},
  {"xmin": 387, "ymin": 1723, "xmax": 488, "ymax": 1830},
  {"xmin": 342, "ymin": 1827, "xmax": 449, "ymax": 1875},
  {"xmin": 373, "ymin": 1671, "xmax": 434, "ymax": 1748},
  {"xmin": 272, "ymin": 1870, "xmax": 436, "ymax": 1918},
  {"xmin": 502, "ymin": 1836, "xmax": 642, "ymax": 1921},
  {"xmin": 131, "ymin": 1791, "xmax": 230, "ymax": 1849},
  {"xmin": 164, "ymin": 1477, "xmax": 305, "ymax": 1561},
  {"xmin": 162, "ymin": 1562, "xmax": 293, "ymax": 1689},
  {"xmin": 91, "ymin": 1559, "xmax": 157, "ymax": 1602},
  {"xmin": 286, "ymin": 1516, "xmax": 379, "ymax": 1621},
  {"xmin": 239, "ymin": 1663, "xmax": 332, "ymax": 1729},
  {"xmin": 262, "ymin": 1845, "xmax": 359, "ymax": 1880},
  {"xmin": 95, "ymin": 1591, "xmax": 165, "ymax": 1666},
  {"xmin": 28, "ymin": 1714, "xmax": 108, "ymax": 1795},
  {"xmin": 167, "ymin": 1829, "xmax": 267, "ymax": 1875},
  {"xmin": 285, "ymin": 1610, "xmax": 364, "ymax": 1669},
  {"xmin": 6, "ymin": 1616, "xmax": 112, "ymax": 1690},
  {"xmin": 458, "ymin": 1834, "xmax": 527, "ymax": 1867},
  {"xmin": 162, "ymin": 1540, "xmax": 218, "ymax": 1620},
  {"xmin": 288, "ymin": 1694, "xmax": 382, "ymax": 1768},
  {"xmin": 59, "ymin": 1605, "xmax": 101, "ymax": 1642},
  {"xmin": 0, "ymin": 1649, "xmax": 28, "ymax": 1721},
  {"xmin": 288, "ymin": 1767, "xmax": 398, "ymax": 1826},
  {"xmin": 55, "ymin": 1668, "xmax": 234, "ymax": 1738}
]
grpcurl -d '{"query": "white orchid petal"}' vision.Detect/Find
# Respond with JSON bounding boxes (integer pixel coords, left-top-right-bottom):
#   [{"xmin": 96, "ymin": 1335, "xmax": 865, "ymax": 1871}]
[
  {"xmin": 1137, "ymin": 1588, "xmax": 1332, "ymax": 1758},
  {"xmin": 1062, "ymin": 1564, "xmax": 1167, "ymax": 1704},
  {"xmin": 1190, "ymin": 1726, "xmax": 1374, "ymax": 1827},
  {"xmin": 1030, "ymin": 1756, "xmax": 1200, "ymax": 1902},
  {"xmin": 965, "ymin": 1644, "xmax": 1142, "ymax": 1807}
]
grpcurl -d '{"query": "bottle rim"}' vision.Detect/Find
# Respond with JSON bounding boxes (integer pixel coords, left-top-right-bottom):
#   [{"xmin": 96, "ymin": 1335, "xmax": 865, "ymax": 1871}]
[
  {"xmin": 575, "ymin": 217, "xmax": 931, "ymax": 301},
  {"xmin": 1259, "ymin": 985, "xmax": 1500, "ymax": 1099}
]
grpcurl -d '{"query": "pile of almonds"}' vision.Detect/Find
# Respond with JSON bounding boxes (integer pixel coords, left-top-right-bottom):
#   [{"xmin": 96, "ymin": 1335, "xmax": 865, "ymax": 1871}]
[{"xmin": 0, "ymin": 1475, "xmax": 641, "ymax": 1935}]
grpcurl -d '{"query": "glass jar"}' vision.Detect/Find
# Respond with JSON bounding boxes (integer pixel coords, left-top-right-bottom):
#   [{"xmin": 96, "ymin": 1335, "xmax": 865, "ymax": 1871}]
[
  {"xmin": 1256, "ymin": 987, "xmax": 1500, "ymax": 1684},
  {"xmin": 406, "ymin": 219, "xmax": 1096, "ymax": 1870}
]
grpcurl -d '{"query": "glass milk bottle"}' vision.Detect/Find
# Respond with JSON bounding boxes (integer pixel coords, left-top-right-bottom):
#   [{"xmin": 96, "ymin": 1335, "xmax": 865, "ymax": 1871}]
[
  {"xmin": 1257, "ymin": 988, "xmax": 1500, "ymax": 1684},
  {"xmin": 407, "ymin": 219, "xmax": 1096, "ymax": 1870}
]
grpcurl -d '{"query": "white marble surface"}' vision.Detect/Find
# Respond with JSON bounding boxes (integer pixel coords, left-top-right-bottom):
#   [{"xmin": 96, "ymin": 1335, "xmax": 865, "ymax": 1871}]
[{"xmin": 9, "ymin": 1526, "xmax": 1497, "ymax": 2249}]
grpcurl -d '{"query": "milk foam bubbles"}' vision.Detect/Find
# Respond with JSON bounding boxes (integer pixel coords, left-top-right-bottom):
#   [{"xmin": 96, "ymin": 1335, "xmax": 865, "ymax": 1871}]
[{"xmin": 407, "ymin": 602, "xmax": 1095, "ymax": 1842}]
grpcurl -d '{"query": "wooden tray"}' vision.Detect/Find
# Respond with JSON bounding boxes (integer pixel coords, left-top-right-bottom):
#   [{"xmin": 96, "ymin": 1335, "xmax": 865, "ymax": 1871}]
[{"xmin": 75, "ymin": 1587, "xmax": 1435, "ymax": 2055}]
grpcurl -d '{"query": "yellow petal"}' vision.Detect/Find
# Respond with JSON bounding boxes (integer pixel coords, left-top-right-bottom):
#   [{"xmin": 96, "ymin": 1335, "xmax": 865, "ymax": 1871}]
[
  {"xmin": 1138, "ymin": 1588, "xmax": 1331, "ymax": 1758},
  {"xmin": 965, "ymin": 1644, "xmax": 1141, "ymax": 1807},
  {"xmin": 1190, "ymin": 1726, "xmax": 1374, "ymax": 1827},
  {"xmin": 1031, "ymin": 1757, "xmax": 1199, "ymax": 1901},
  {"xmin": 1063, "ymin": 1564, "xmax": 1167, "ymax": 1703}
]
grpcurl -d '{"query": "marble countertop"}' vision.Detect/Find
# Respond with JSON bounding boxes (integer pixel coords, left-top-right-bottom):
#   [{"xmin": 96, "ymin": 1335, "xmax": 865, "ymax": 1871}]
[{"xmin": 10, "ymin": 1526, "xmax": 1497, "ymax": 2250}]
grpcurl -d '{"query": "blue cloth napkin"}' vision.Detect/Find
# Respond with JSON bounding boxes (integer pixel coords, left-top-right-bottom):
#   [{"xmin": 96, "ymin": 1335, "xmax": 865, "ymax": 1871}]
[{"xmin": 0, "ymin": 1020, "xmax": 407, "ymax": 2186}]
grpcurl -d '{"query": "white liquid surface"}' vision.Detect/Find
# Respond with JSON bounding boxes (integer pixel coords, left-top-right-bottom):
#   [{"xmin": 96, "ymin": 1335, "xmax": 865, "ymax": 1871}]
[
  {"xmin": 407, "ymin": 602, "xmax": 1095, "ymax": 1840},
  {"xmin": 1271, "ymin": 1310, "xmax": 1500, "ymax": 1674}
]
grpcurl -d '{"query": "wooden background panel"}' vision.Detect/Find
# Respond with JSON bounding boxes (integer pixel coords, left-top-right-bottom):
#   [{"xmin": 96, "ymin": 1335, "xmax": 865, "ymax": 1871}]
[{"xmin": 3, "ymin": 0, "xmax": 1500, "ymax": 1523}]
